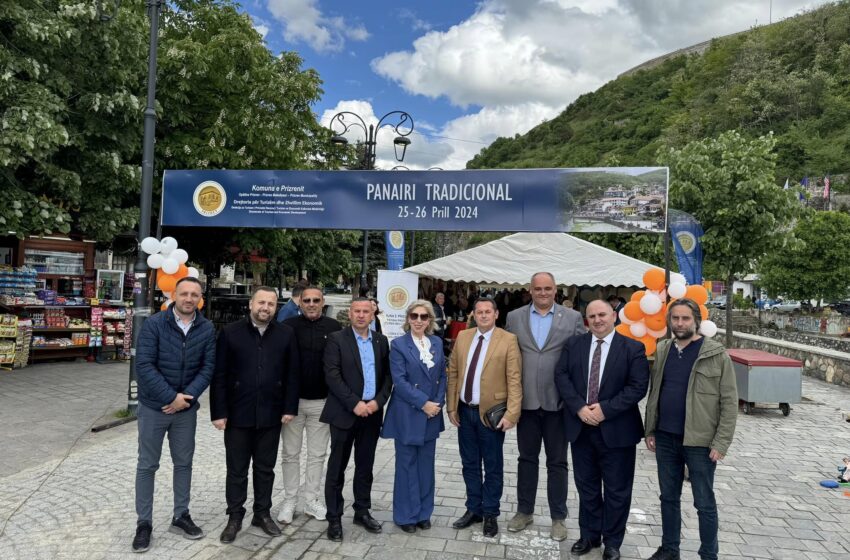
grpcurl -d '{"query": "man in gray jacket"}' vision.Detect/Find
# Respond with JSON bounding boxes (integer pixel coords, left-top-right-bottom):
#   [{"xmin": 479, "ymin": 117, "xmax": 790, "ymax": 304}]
[
  {"xmin": 505, "ymin": 272, "xmax": 585, "ymax": 541},
  {"xmin": 644, "ymin": 298, "xmax": 737, "ymax": 560}
]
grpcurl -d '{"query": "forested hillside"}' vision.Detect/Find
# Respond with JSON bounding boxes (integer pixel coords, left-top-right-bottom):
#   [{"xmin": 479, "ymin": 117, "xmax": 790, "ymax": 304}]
[{"xmin": 467, "ymin": 0, "xmax": 850, "ymax": 183}]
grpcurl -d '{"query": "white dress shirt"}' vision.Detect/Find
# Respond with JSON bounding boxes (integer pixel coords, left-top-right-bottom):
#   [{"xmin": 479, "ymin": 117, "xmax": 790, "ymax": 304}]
[
  {"xmin": 460, "ymin": 328, "xmax": 494, "ymax": 405},
  {"xmin": 586, "ymin": 330, "xmax": 615, "ymax": 402}
]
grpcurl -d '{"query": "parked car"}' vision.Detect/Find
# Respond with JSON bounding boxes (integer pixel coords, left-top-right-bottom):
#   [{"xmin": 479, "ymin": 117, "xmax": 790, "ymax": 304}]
[
  {"xmin": 825, "ymin": 301, "xmax": 850, "ymax": 316},
  {"xmin": 757, "ymin": 298, "xmax": 779, "ymax": 310},
  {"xmin": 772, "ymin": 300, "xmax": 801, "ymax": 313},
  {"xmin": 706, "ymin": 296, "xmax": 727, "ymax": 309}
]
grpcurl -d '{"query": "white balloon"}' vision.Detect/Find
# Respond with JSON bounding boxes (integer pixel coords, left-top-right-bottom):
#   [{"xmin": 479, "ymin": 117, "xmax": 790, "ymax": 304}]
[
  {"xmin": 647, "ymin": 326, "xmax": 667, "ymax": 338},
  {"xmin": 670, "ymin": 272, "xmax": 687, "ymax": 286},
  {"xmin": 187, "ymin": 266, "xmax": 200, "ymax": 278},
  {"xmin": 161, "ymin": 257, "xmax": 179, "ymax": 274},
  {"xmin": 699, "ymin": 320, "xmax": 718, "ymax": 338},
  {"xmin": 160, "ymin": 237, "xmax": 178, "ymax": 255},
  {"xmin": 140, "ymin": 237, "xmax": 161, "ymax": 255},
  {"xmin": 630, "ymin": 321, "xmax": 647, "ymax": 338},
  {"xmin": 668, "ymin": 282, "xmax": 687, "ymax": 299},
  {"xmin": 171, "ymin": 248, "xmax": 189, "ymax": 264},
  {"xmin": 146, "ymin": 253, "xmax": 164, "ymax": 269},
  {"xmin": 619, "ymin": 308, "xmax": 635, "ymax": 325},
  {"xmin": 639, "ymin": 292, "xmax": 663, "ymax": 315}
]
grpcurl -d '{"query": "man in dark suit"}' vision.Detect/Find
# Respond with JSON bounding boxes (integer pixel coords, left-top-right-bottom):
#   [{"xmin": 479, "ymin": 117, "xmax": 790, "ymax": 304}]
[
  {"xmin": 446, "ymin": 297, "xmax": 522, "ymax": 538},
  {"xmin": 505, "ymin": 272, "xmax": 586, "ymax": 541},
  {"xmin": 554, "ymin": 299, "xmax": 649, "ymax": 560},
  {"xmin": 321, "ymin": 297, "xmax": 392, "ymax": 542},
  {"xmin": 211, "ymin": 286, "xmax": 300, "ymax": 544}
]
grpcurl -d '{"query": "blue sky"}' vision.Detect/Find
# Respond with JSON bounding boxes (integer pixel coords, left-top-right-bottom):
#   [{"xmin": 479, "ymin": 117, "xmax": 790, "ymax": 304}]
[{"xmin": 241, "ymin": 0, "xmax": 831, "ymax": 170}]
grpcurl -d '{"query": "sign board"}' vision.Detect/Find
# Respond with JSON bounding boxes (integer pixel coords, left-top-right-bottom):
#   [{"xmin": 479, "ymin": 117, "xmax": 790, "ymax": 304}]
[
  {"xmin": 377, "ymin": 270, "xmax": 419, "ymax": 343},
  {"xmin": 162, "ymin": 168, "xmax": 668, "ymax": 234}
]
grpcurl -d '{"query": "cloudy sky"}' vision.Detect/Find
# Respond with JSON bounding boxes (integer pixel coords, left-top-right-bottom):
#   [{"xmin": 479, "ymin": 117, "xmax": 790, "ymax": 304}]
[{"xmin": 245, "ymin": 0, "xmax": 832, "ymax": 169}]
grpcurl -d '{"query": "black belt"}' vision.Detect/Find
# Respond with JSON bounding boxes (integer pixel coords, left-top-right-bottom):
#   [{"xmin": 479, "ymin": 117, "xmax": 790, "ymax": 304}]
[{"xmin": 459, "ymin": 402, "xmax": 479, "ymax": 409}]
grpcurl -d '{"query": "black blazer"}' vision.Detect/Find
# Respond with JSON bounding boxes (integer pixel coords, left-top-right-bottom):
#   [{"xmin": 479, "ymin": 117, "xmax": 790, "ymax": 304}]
[
  {"xmin": 554, "ymin": 331, "xmax": 649, "ymax": 448},
  {"xmin": 321, "ymin": 327, "xmax": 392, "ymax": 430},
  {"xmin": 211, "ymin": 318, "xmax": 300, "ymax": 428}
]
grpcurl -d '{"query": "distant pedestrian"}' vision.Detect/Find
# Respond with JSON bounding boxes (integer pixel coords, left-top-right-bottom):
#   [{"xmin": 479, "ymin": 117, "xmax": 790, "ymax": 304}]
[
  {"xmin": 644, "ymin": 299, "xmax": 738, "ymax": 560},
  {"xmin": 276, "ymin": 284, "xmax": 305, "ymax": 322},
  {"xmin": 211, "ymin": 286, "xmax": 299, "ymax": 544},
  {"xmin": 132, "ymin": 277, "xmax": 216, "ymax": 553}
]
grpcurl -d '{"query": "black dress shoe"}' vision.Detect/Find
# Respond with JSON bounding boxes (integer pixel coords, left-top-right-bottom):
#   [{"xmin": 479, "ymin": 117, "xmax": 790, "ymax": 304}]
[
  {"xmin": 482, "ymin": 516, "xmax": 499, "ymax": 537},
  {"xmin": 570, "ymin": 538, "xmax": 601, "ymax": 556},
  {"xmin": 327, "ymin": 519, "xmax": 343, "ymax": 542},
  {"xmin": 602, "ymin": 546, "xmax": 620, "ymax": 560},
  {"xmin": 397, "ymin": 523, "xmax": 416, "ymax": 533},
  {"xmin": 416, "ymin": 519, "xmax": 431, "ymax": 530},
  {"xmin": 353, "ymin": 511, "xmax": 382, "ymax": 533},
  {"xmin": 251, "ymin": 513, "xmax": 282, "ymax": 537},
  {"xmin": 452, "ymin": 510, "xmax": 483, "ymax": 529},
  {"xmin": 219, "ymin": 516, "xmax": 242, "ymax": 544}
]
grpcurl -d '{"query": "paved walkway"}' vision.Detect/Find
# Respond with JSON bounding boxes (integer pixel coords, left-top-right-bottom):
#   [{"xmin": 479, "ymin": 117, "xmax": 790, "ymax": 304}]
[{"xmin": 1, "ymin": 360, "xmax": 849, "ymax": 559}]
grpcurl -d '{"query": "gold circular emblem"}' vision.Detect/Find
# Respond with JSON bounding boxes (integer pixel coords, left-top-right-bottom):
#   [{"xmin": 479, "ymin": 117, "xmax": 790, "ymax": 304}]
[
  {"xmin": 193, "ymin": 181, "xmax": 227, "ymax": 217},
  {"xmin": 675, "ymin": 231, "xmax": 697, "ymax": 254},
  {"xmin": 388, "ymin": 231, "xmax": 404, "ymax": 249},
  {"xmin": 386, "ymin": 286, "xmax": 410, "ymax": 310}
]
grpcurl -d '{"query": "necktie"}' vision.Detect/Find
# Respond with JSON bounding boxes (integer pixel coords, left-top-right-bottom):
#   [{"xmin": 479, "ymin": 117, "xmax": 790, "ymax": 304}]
[
  {"xmin": 587, "ymin": 339, "xmax": 603, "ymax": 404},
  {"xmin": 463, "ymin": 334, "xmax": 485, "ymax": 404}
]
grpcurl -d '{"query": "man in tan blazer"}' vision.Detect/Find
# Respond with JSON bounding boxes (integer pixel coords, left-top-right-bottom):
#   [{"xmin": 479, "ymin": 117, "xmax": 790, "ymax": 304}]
[{"xmin": 447, "ymin": 297, "xmax": 522, "ymax": 538}]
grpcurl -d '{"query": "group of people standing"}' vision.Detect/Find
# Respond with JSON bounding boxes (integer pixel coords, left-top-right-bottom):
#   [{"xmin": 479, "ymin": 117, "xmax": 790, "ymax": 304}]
[{"xmin": 130, "ymin": 272, "xmax": 737, "ymax": 560}]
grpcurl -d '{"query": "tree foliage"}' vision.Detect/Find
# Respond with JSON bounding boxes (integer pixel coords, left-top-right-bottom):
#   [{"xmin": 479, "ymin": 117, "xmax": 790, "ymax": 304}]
[{"xmin": 758, "ymin": 211, "xmax": 850, "ymax": 303}]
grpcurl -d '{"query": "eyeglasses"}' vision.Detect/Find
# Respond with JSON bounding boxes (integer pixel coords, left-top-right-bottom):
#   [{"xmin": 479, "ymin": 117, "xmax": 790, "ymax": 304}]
[
  {"xmin": 301, "ymin": 298, "xmax": 322, "ymax": 304},
  {"xmin": 408, "ymin": 313, "xmax": 430, "ymax": 321}
]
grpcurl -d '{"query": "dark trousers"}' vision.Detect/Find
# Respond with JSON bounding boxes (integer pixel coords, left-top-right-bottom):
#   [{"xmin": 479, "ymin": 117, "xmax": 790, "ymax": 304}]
[
  {"xmin": 571, "ymin": 426, "xmax": 636, "ymax": 548},
  {"xmin": 655, "ymin": 430, "xmax": 718, "ymax": 560},
  {"xmin": 324, "ymin": 413, "xmax": 381, "ymax": 520},
  {"xmin": 457, "ymin": 402, "xmax": 506, "ymax": 517},
  {"xmin": 516, "ymin": 408, "xmax": 569, "ymax": 519},
  {"xmin": 224, "ymin": 425, "xmax": 281, "ymax": 518},
  {"xmin": 393, "ymin": 439, "xmax": 437, "ymax": 525}
]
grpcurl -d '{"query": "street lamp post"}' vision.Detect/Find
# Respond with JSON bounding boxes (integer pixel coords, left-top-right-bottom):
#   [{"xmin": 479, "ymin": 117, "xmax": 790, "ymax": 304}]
[{"xmin": 328, "ymin": 111, "xmax": 413, "ymax": 294}]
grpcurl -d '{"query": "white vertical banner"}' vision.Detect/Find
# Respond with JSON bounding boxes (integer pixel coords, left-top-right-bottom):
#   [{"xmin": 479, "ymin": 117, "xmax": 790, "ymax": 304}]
[{"xmin": 377, "ymin": 269, "xmax": 419, "ymax": 343}]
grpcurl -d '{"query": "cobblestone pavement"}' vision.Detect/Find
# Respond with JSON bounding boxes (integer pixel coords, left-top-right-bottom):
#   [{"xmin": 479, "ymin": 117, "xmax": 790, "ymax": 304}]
[{"xmin": 1, "ymin": 361, "xmax": 849, "ymax": 559}]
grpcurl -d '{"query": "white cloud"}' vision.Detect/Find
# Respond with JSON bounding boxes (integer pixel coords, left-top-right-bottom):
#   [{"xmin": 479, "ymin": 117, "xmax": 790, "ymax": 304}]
[{"xmin": 267, "ymin": 0, "xmax": 368, "ymax": 53}]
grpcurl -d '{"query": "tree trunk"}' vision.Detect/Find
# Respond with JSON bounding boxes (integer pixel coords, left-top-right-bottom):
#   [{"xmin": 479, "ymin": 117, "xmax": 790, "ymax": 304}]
[{"xmin": 725, "ymin": 274, "xmax": 735, "ymax": 348}]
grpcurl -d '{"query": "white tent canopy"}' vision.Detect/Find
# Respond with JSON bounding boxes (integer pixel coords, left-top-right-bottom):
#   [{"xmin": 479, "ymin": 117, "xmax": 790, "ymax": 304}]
[{"xmin": 405, "ymin": 232, "xmax": 657, "ymax": 288}]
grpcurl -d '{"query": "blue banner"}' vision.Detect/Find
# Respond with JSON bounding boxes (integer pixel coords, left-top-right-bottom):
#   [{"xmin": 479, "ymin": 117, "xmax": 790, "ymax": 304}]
[
  {"xmin": 385, "ymin": 231, "xmax": 405, "ymax": 270},
  {"xmin": 668, "ymin": 210, "xmax": 704, "ymax": 285},
  {"xmin": 161, "ymin": 168, "xmax": 668, "ymax": 233}
]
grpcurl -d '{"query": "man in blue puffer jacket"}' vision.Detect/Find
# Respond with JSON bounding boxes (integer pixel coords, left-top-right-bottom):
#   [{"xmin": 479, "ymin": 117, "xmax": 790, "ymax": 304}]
[{"xmin": 131, "ymin": 277, "xmax": 216, "ymax": 553}]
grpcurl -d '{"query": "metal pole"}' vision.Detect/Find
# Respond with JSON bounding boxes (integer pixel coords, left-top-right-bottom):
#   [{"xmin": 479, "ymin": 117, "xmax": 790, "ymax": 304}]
[
  {"xmin": 360, "ymin": 125, "xmax": 376, "ymax": 294},
  {"xmin": 127, "ymin": 0, "xmax": 162, "ymax": 415},
  {"xmin": 410, "ymin": 232, "xmax": 416, "ymax": 266}
]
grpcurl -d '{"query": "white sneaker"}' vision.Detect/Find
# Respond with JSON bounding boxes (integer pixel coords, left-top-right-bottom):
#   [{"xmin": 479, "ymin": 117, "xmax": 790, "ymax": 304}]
[
  {"xmin": 303, "ymin": 498, "xmax": 327, "ymax": 521},
  {"xmin": 276, "ymin": 500, "xmax": 296, "ymax": 524}
]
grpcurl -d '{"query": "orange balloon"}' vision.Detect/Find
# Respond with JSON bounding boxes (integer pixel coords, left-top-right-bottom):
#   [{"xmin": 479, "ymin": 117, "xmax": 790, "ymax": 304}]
[
  {"xmin": 685, "ymin": 285, "xmax": 709, "ymax": 305},
  {"xmin": 643, "ymin": 268, "xmax": 666, "ymax": 292},
  {"xmin": 615, "ymin": 323, "xmax": 633, "ymax": 338},
  {"xmin": 160, "ymin": 301, "xmax": 169, "ymax": 311},
  {"xmin": 623, "ymin": 300, "xmax": 645, "ymax": 321},
  {"xmin": 198, "ymin": 297, "xmax": 205, "ymax": 310},
  {"xmin": 176, "ymin": 264, "xmax": 189, "ymax": 279},
  {"xmin": 699, "ymin": 304, "xmax": 710, "ymax": 321},
  {"xmin": 645, "ymin": 311, "xmax": 667, "ymax": 331},
  {"xmin": 639, "ymin": 334, "xmax": 657, "ymax": 356},
  {"xmin": 157, "ymin": 273, "xmax": 177, "ymax": 293},
  {"xmin": 630, "ymin": 290, "xmax": 645, "ymax": 302}
]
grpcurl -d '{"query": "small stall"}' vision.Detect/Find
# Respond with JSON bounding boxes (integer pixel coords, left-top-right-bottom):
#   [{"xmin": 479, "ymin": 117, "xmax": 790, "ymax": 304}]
[{"xmin": 727, "ymin": 348, "xmax": 802, "ymax": 416}]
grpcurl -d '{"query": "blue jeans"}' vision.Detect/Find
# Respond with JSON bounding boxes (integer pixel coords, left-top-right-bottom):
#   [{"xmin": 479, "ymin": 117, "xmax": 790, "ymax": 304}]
[
  {"xmin": 654, "ymin": 430, "xmax": 718, "ymax": 560},
  {"xmin": 135, "ymin": 404, "xmax": 198, "ymax": 524},
  {"xmin": 457, "ymin": 403, "xmax": 505, "ymax": 517}
]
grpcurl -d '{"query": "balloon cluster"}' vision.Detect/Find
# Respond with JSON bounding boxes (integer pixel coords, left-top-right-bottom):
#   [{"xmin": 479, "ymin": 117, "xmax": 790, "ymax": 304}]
[
  {"xmin": 140, "ymin": 236, "xmax": 203, "ymax": 311},
  {"xmin": 616, "ymin": 268, "xmax": 718, "ymax": 356}
]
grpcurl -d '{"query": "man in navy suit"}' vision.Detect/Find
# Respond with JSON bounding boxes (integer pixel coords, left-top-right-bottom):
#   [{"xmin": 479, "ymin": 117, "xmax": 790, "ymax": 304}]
[{"xmin": 554, "ymin": 299, "xmax": 649, "ymax": 560}]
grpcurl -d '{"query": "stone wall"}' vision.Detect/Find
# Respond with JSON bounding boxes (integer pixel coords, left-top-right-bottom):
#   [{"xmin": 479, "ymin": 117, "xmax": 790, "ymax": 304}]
[
  {"xmin": 710, "ymin": 309, "xmax": 850, "ymax": 352},
  {"xmin": 720, "ymin": 329, "xmax": 850, "ymax": 388}
]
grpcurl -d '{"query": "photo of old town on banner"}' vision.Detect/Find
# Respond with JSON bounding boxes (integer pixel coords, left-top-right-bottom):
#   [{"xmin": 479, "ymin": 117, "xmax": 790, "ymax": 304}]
[{"xmin": 161, "ymin": 167, "xmax": 668, "ymax": 234}]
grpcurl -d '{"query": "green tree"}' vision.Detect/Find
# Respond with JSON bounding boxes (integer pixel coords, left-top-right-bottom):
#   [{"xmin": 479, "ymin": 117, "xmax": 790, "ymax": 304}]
[
  {"xmin": 758, "ymin": 211, "xmax": 850, "ymax": 304},
  {"xmin": 660, "ymin": 131, "xmax": 799, "ymax": 345}
]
